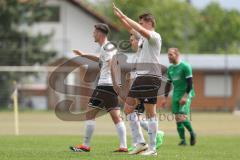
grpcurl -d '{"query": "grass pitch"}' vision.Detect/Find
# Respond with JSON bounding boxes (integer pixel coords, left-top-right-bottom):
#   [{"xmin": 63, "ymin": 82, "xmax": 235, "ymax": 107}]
[
  {"xmin": 0, "ymin": 135, "xmax": 240, "ymax": 160},
  {"xmin": 0, "ymin": 111, "xmax": 240, "ymax": 159}
]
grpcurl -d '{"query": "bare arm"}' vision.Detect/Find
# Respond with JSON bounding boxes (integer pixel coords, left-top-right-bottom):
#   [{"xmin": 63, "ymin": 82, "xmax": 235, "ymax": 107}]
[
  {"xmin": 116, "ymin": 14, "xmax": 132, "ymax": 32},
  {"xmin": 114, "ymin": 10, "xmax": 137, "ymax": 35},
  {"xmin": 110, "ymin": 57, "xmax": 121, "ymax": 93},
  {"xmin": 122, "ymin": 16, "xmax": 151, "ymax": 39},
  {"xmin": 113, "ymin": 3, "xmax": 151, "ymax": 39},
  {"xmin": 73, "ymin": 49, "xmax": 99, "ymax": 62},
  {"xmin": 110, "ymin": 57, "xmax": 130, "ymax": 101}
]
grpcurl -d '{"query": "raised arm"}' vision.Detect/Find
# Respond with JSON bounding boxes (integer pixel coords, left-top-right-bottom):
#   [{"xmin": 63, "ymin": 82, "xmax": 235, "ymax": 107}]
[
  {"xmin": 113, "ymin": 3, "xmax": 151, "ymax": 39},
  {"xmin": 113, "ymin": 8, "xmax": 137, "ymax": 35},
  {"xmin": 73, "ymin": 49, "xmax": 99, "ymax": 62}
]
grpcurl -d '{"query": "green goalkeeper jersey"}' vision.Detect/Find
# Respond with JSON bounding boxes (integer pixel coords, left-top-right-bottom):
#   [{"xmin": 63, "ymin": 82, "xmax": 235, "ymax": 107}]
[{"xmin": 167, "ymin": 61, "xmax": 195, "ymax": 100}]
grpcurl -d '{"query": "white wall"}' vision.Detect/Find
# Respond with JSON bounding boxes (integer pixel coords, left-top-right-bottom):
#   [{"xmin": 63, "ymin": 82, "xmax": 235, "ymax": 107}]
[
  {"xmin": 29, "ymin": 0, "xmax": 99, "ymax": 58},
  {"xmin": 63, "ymin": 0, "xmax": 99, "ymax": 55}
]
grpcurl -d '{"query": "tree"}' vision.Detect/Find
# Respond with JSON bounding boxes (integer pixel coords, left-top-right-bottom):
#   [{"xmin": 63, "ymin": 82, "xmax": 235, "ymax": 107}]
[
  {"xmin": 0, "ymin": 0, "xmax": 56, "ymax": 107},
  {"xmin": 88, "ymin": 0, "xmax": 240, "ymax": 54},
  {"xmin": 89, "ymin": 0, "xmax": 201, "ymax": 53},
  {"xmin": 196, "ymin": 2, "xmax": 240, "ymax": 53}
]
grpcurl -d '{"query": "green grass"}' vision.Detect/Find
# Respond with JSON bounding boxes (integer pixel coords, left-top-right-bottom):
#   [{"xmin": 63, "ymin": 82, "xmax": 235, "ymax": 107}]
[
  {"xmin": 1, "ymin": 112, "xmax": 240, "ymax": 159},
  {"xmin": 0, "ymin": 135, "xmax": 240, "ymax": 160}
]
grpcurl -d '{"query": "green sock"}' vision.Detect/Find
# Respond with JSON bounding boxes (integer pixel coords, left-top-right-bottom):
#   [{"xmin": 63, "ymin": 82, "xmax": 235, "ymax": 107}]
[
  {"xmin": 183, "ymin": 119, "xmax": 194, "ymax": 135},
  {"xmin": 176, "ymin": 122, "xmax": 185, "ymax": 141}
]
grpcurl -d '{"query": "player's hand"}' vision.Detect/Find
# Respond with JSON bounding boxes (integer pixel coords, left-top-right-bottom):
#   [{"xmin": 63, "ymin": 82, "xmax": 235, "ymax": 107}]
[
  {"xmin": 113, "ymin": 85, "xmax": 120, "ymax": 94},
  {"xmin": 175, "ymin": 114, "xmax": 187, "ymax": 122},
  {"xmin": 73, "ymin": 49, "xmax": 84, "ymax": 56},
  {"xmin": 112, "ymin": 3, "xmax": 124, "ymax": 18},
  {"xmin": 113, "ymin": 4, "xmax": 120, "ymax": 18},
  {"xmin": 179, "ymin": 94, "xmax": 188, "ymax": 105},
  {"xmin": 114, "ymin": 85, "xmax": 129, "ymax": 102}
]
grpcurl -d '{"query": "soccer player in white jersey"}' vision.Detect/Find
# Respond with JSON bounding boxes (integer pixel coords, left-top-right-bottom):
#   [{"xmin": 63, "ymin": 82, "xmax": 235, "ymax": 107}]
[
  {"xmin": 113, "ymin": 4, "xmax": 162, "ymax": 156},
  {"xmin": 70, "ymin": 23, "xmax": 127, "ymax": 153},
  {"xmin": 127, "ymin": 34, "xmax": 164, "ymax": 152}
]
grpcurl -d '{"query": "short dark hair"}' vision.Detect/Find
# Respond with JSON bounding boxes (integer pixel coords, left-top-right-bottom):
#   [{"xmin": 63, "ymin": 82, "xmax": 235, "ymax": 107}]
[
  {"xmin": 94, "ymin": 23, "xmax": 110, "ymax": 35},
  {"xmin": 139, "ymin": 13, "xmax": 156, "ymax": 27}
]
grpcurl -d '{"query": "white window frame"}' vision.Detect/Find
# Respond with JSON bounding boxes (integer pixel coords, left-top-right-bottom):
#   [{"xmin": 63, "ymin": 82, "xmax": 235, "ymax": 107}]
[{"xmin": 204, "ymin": 74, "xmax": 232, "ymax": 97}]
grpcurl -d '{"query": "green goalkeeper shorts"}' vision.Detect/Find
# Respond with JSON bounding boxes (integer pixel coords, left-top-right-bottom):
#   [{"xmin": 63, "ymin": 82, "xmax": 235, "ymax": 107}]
[{"xmin": 171, "ymin": 97, "xmax": 192, "ymax": 115}]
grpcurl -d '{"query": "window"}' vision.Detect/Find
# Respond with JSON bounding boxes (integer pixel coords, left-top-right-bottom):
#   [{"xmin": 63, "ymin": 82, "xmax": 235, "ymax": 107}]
[{"xmin": 204, "ymin": 75, "xmax": 232, "ymax": 97}]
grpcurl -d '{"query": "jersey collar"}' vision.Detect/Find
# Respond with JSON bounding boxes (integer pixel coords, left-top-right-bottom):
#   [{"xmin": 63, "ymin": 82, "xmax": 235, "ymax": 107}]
[
  {"xmin": 173, "ymin": 60, "xmax": 182, "ymax": 67},
  {"xmin": 100, "ymin": 39, "xmax": 108, "ymax": 48}
]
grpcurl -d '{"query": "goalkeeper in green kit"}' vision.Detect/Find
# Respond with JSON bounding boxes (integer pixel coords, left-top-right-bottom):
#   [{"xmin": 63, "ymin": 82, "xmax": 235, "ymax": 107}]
[{"xmin": 162, "ymin": 48, "xmax": 196, "ymax": 146}]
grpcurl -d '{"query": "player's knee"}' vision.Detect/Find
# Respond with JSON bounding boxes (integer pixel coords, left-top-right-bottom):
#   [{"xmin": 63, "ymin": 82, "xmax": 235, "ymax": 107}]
[
  {"xmin": 112, "ymin": 116, "xmax": 121, "ymax": 124},
  {"xmin": 124, "ymin": 102, "xmax": 135, "ymax": 115},
  {"xmin": 124, "ymin": 107, "xmax": 132, "ymax": 115},
  {"xmin": 109, "ymin": 111, "xmax": 122, "ymax": 124},
  {"xmin": 145, "ymin": 111, "xmax": 156, "ymax": 119},
  {"xmin": 86, "ymin": 112, "xmax": 96, "ymax": 120}
]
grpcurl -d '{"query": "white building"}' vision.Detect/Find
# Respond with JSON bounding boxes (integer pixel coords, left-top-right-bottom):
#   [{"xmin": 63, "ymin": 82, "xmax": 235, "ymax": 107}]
[{"xmin": 29, "ymin": 0, "xmax": 119, "ymax": 57}]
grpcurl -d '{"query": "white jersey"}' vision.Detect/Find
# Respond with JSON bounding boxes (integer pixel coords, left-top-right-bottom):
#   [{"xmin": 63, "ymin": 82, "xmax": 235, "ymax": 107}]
[
  {"xmin": 135, "ymin": 31, "xmax": 162, "ymax": 76},
  {"xmin": 97, "ymin": 40, "xmax": 117, "ymax": 86}
]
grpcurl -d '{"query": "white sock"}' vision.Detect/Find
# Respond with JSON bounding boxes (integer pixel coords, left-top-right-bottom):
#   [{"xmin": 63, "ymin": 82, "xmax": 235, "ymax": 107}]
[
  {"xmin": 130, "ymin": 115, "xmax": 138, "ymax": 147},
  {"xmin": 140, "ymin": 120, "xmax": 148, "ymax": 131},
  {"xmin": 115, "ymin": 121, "xmax": 127, "ymax": 148},
  {"xmin": 132, "ymin": 135, "xmax": 138, "ymax": 147},
  {"xmin": 148, "ymin": 117, "xmax": 158, "ymax": 150},
  {"xmin": 127, "ymin": 112, "xmax": 145, "ymax": 144},
  {"xmin": 83, "ymin": 120, "xmax": 95, "ymax": 147}
]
